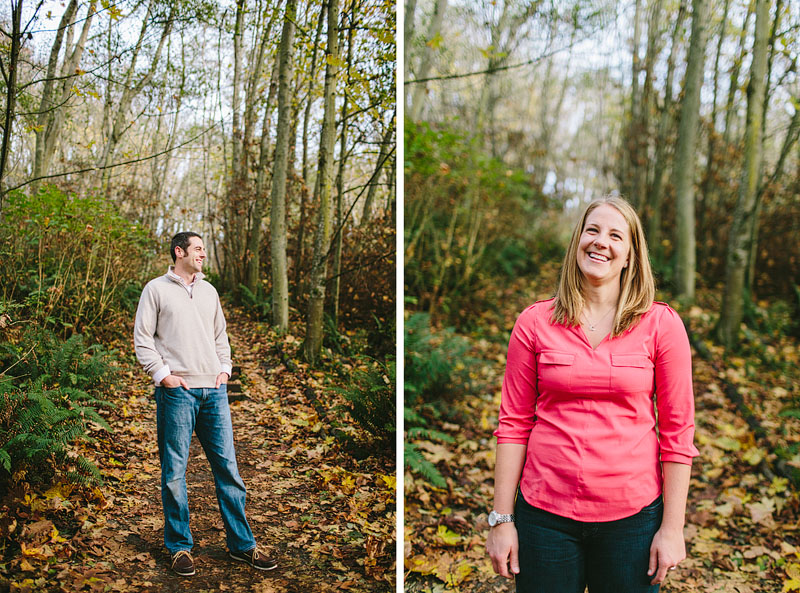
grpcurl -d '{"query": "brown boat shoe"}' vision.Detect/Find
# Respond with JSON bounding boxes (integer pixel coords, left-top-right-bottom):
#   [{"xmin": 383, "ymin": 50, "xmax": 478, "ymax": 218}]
[
  {"xmin": 171, "ymin": 550, "xmax": 195, "ymax": 577},
  {"xmin": 229, "ymin": 546, "xmax": 278, "ymax": 571}
]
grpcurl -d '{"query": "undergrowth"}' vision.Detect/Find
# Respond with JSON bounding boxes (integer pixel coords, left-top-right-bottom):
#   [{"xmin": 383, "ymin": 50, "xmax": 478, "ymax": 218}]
[{"xmin": 0, "ymin": 326, "xmax": 118, "ymax": 490}]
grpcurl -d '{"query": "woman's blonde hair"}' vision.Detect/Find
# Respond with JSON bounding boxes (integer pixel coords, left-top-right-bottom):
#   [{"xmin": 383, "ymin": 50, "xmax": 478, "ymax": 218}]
[{"xmin": 550, "ymin": 195, "xmax": 655, "ymax": 337}]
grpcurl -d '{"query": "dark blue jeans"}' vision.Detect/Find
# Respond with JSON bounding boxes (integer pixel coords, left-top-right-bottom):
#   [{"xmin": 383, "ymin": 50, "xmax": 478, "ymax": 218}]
[
  {"xmin": 155, "ymin": 385, "xmax": 256, "ymax": 555},
  {"xmin": 514, "ymin": 493, "xmax": 662, "ymax": 593}
]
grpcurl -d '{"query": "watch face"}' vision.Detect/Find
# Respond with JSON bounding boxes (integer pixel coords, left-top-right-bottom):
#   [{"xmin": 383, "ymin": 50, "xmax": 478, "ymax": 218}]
[{"xmin": 488, "ymin": 511, "xmax": 497, "ymax": 527}]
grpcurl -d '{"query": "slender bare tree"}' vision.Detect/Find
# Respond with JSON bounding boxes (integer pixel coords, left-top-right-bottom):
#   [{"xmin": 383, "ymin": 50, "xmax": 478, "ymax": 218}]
[
  {"xmin": 304, "ymin": 0, "xmax": 339, "ymax": 364},
  {"xmin": 269, "ymin": 0, "xmax": 298, "ymax": 332},
  {"xmin": 717, "ymin": 0, "xmax": 771, "ymax": 346}
]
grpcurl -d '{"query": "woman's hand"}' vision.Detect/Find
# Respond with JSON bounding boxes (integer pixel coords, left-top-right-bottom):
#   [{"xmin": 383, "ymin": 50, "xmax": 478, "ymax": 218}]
[
  {"xmin": 648, "ymin": 526, "xmax": 685, "ymax": 585},
  {"xmin": 487, "ymin": 522, "xmax": 520, "ymax": 578}
]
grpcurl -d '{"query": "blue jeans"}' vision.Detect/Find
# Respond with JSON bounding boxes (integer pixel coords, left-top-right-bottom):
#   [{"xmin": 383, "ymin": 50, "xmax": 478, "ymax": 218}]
[
  {"xmin": 155, "ymin": 385, "xmax": 256, "ymax": 555},
  {"xmin": 514, "ymin": 493, "xmax": 662, "ymax": 593}
]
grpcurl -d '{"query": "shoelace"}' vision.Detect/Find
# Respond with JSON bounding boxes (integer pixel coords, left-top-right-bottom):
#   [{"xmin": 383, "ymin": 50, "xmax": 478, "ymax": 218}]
[{"xmin": 172, "ymin": 550, "xmax": 192, "ymax": 565}]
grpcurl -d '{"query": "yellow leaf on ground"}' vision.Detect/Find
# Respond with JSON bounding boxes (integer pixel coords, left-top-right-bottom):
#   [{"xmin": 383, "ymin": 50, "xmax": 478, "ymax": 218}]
[
  {"xmin": 742, "ymin": 447, "xmax": 766, "ymax": 466},
  {"xmin": 44, "ymin": 483, "xmax": 74, "ymax": 500},
  {"xmin": 442, "ymin": 562, "xmax": 472, "ymax": 587},
  {"xmin": 379, "ymin": 474, "xmax": 396, "ymax": 490},
  {"xmin": 20, "ymin": 543, "xmax": 41, "ymax": 557},
  {"xmin": 714, "ymin": 436, "xmax": 741, "ymax": 451},
  {"xmin": 405, "ymin": 553, "xmax": 439, "ymax": 575},
  {"xmin": 787, "ymin": 563, "xmax": 800, "ymax": 580},
  {"xmin": 49, "ymin": 526, "xmax": 66, "ymax": 544},
  {"xmin": 436, "ymin": 524, "xmax": 461, "ymax": 546},
  {"xmin": 784, "ymin": 578, "xmax": 800, "ymax": 593}
]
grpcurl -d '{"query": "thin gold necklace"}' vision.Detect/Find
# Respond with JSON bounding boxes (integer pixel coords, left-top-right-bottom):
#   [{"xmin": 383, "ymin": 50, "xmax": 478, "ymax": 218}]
[{"xmin": 581, "ymin": 305, "xmax": 616, "ymax": 331}]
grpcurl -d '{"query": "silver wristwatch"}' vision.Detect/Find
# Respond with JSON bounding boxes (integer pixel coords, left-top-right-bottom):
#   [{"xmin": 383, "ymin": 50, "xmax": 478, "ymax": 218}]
[{"xmin": 488, "ymin": 510, "xmax": 515, "ymax": 527}]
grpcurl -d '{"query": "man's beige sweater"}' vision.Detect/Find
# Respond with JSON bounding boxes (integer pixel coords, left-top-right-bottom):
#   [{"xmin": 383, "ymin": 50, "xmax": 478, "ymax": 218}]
[{"xmin": 134, "ymin": 271, "xmax": 232, "ymax": 388}]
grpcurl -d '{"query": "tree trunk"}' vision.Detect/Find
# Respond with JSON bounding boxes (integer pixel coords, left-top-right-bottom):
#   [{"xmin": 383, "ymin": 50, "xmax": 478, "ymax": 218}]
[
  {"xmin": 221, "ymin": 0, "xmax": 248, "ymax": 292},
  {"xmin": 717, "ymin": 0, "xmax": 770, "ymax": 347},
  {"xmin": 647, "ymin": 0, "xmax": 687, "ymax": 256},
  {"xmin": 362, "ymin": 112, "xmax": 395, "ymax": 224},
  {"xmin": 672, "ymin": 0, "xmax": 710, "ymax": 304},
  {"xmin": 241, "ymin": 1, "xmax": 282, "ymax": 180},
  {"xmin": 746, "ymin": 0, "xmax": 783, "ymax": 294},
  {"xmin": 152, "ymin": 32, "xmax": 186, "ymax": 213},
  {"xmin": 723, "ymin": 0, "xmax": 754, "ymax": 145},
  {"xmin": 98, "ymin": 0, "xmax": 174, "ymax": 192},
  {"xmin": 623, "ymin": 0, "xmax": 644, "ymax": 205},
  {"xmin": 230, "ymin": 0, "xmax": 246, "ymax": 185},
  {"xmin": 698, "ymin": 0, "xmax": 730, "ymax": 265},
  {"xmin": 404, "ymin": 0, "xmax": 417, "ymax": 73},
  {"xmin": 407, "ymin": 0, "xmax": 447, "ymax": 121},
  {"xmin": 473, "ymin": 1, "xmax": 539, "ymax": 155},
  {"xmin": 298, "ymin": 0, "xmax": 327, "ymax": 280},
  {"xmin": 0, "ymin": 0, "xmax": 23, "ymax": 204},
  {"xmin": 534, "ymin": 18, "xmax": 575, "ymax": 192},
  {"xmin": 332, "ymin": 2, "xmax": 355, "ymax": 329},
  {"xmin": 303, "ymin": 0, "xmax": 339, "ymax": 364},
  {"xmin": 245, "ymin": 53, "xmax": 281, "ymax": 294},
  {"xmin": 268, "ymin": 0, "xmax": 297, "ymax": 333},
  {"xmin": 31, "ymin": 0, "xmax": 78, "ymax": 193},
  {"xmin": 44, "ymin": 0, "xmax": 95, "ymax": 178}
]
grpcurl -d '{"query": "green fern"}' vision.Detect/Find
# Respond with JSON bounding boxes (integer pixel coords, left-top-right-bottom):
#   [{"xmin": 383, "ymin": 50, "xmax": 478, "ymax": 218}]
[
  {"xmin": 335, "ymin": 357, "xmax": 395, "ymax": 452},
  {"xmin": 0, "ymin": 325, "xmax": 116, "ymax": 488},
  {"xmin": 239, "ymin": 284, "xmax": 271, "ymax": 320},
  {"xmin": 406, "ymin": 426, "xmax": 454, "ymax": 443},
  {"xmin": 0, "ymin": 381, "xmax": 105, "ymax": 486},
  {"xmin": 404, "ymin": 442, "xmax": 447, "ymax": 488}
]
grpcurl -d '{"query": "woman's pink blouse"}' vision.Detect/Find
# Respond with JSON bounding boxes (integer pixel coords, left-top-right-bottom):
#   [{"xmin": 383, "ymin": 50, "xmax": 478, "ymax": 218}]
[{"xmin": 494, "ymin": 299, "xmax": 700, "ymax": 522}]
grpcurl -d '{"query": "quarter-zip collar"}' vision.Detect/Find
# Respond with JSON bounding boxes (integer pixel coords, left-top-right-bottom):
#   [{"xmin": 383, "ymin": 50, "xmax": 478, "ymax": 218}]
[{"xmin": 166, "ymin": 265, "xmax": 204, "ymax": 297}]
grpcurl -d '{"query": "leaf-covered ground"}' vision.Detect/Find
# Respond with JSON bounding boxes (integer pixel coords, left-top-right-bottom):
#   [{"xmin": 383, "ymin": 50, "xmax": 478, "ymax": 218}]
[
  {"xmin": 1, "ymin": 309, "xmax": 395, "ymax": 592},
  {"xmin": 404, "ymin": 274, "xmax": 800, "ymax": 593}
]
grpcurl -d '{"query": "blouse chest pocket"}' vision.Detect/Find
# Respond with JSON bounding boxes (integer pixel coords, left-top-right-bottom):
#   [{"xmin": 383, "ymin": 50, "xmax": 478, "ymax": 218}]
[
  {"xmin": 610, "ymin": 353, "xmax": 654, "ymax": 395},
  {"xmin": 537, "ymin": 351, "xmax": 575, "ymax": 393}
]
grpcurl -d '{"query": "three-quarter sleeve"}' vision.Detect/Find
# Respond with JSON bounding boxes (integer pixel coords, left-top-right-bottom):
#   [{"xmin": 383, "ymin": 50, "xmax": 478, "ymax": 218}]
[
  {"xmin": 494, "ymin": 305, "xmax": 539, "ymax": 444},
  {"xmin": 654, "ymin": 306, "xmax": 700, "ymax": 464}
]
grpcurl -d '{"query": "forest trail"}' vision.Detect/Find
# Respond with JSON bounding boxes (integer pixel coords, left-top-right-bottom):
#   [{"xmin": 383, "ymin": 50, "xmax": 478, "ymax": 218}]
[
  {"xmin": 404, "ymin": 278, "xmax": 799, "ymax": 593},
  {"xmin": 4, "ymin": 309, "xmax": 395, "ymax": 593}
]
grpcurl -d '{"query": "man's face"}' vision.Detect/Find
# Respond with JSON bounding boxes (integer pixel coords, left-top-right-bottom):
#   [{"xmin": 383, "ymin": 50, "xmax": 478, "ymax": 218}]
[{"xmin": 176, "ymin": 236, "xmax": 206, "ymax": 275}]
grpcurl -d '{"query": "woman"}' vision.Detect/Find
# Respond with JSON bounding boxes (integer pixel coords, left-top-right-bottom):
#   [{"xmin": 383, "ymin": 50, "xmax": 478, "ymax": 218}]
[{"xmin": 486, "ymin": 196, "xmax": 699, "ymax": 592}]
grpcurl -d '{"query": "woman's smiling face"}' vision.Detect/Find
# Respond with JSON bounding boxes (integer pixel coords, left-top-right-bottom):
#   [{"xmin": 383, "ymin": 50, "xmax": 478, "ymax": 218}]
[{"xmin": 577, "ymin": 204, "xmax": 631, "ymax": 285}]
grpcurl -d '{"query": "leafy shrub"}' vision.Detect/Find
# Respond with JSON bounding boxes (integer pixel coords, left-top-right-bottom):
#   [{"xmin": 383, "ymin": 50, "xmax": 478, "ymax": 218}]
[
  {"xmin": 745, "ymin": 297, "xmax": 797, "ymax": 339},
  {"xmin": 332, "ymin": 217, "xmax": 396, "ymax": 357},
  {"xmin": 336, "ymin": 357, "xmax": 395, "ymax": 452},
  {"xmin": 404, "ymin": 312, "xmax": 472, "ymax": 405},
  {"xmin": 404, "ymin": 119, "xmax": 561, "ymax": 328},
  {"xmin": 0, "ymin": 185, "xmax": 157, "ymax": 336}
]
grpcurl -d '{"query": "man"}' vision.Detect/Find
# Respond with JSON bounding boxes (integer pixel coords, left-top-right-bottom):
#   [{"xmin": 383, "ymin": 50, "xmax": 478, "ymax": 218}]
[{"xmin": 134, "ymin": 231, "xmax": 276, "ymax": 576}]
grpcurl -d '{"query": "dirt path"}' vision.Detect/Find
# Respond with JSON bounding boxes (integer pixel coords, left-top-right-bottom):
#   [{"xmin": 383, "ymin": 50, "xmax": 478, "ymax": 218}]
[{"xmin": 3, "ymin": 311, "xmax": 395, "ymax": 592}]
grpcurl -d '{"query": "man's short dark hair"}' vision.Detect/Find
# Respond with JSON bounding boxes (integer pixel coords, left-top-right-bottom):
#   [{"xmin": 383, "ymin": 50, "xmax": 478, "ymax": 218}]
[{"xmin": 170, "ymin": 232, "xmax": 202, "ymax": 263}]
